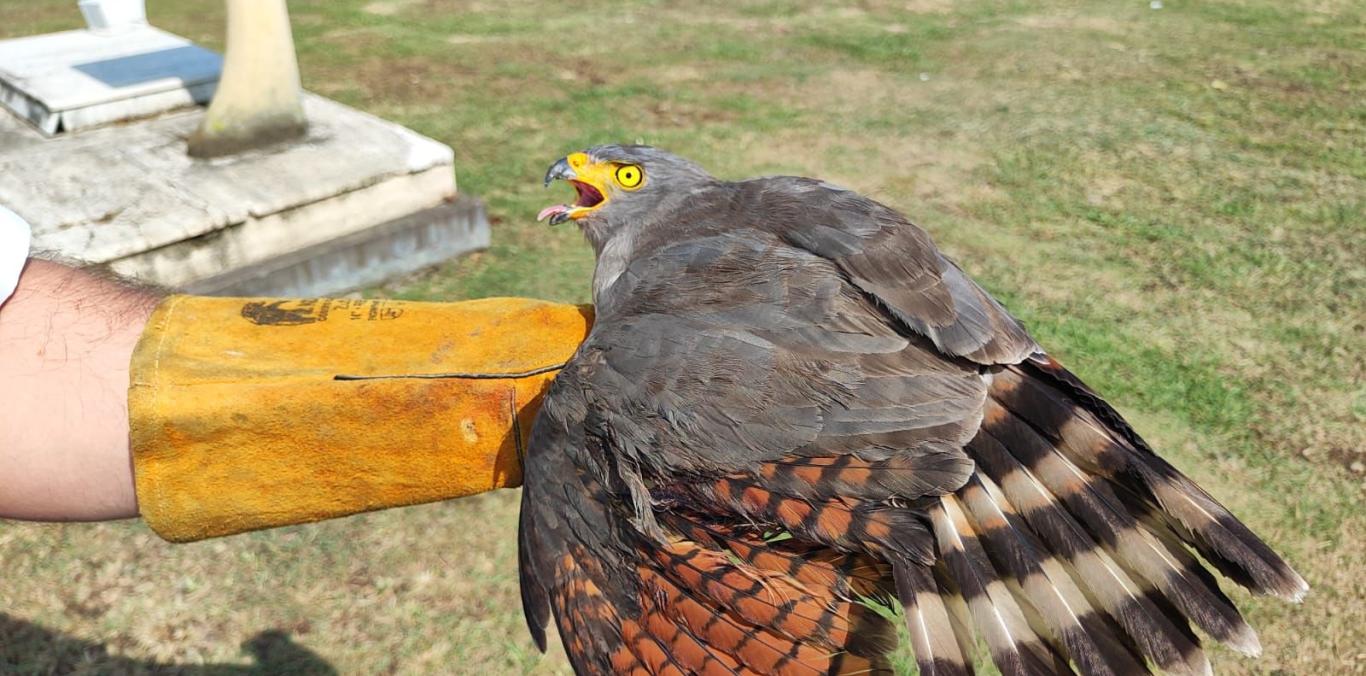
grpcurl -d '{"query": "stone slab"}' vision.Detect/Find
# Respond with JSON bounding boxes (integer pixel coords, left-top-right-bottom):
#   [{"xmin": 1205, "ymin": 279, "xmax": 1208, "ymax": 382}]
[
  {"xmin": 0, "ymin": 26, "xmax": 221, "ymax": 134},
  {"xmin": 183, "ymin": 197, "xmax": 489, "ymax": 297},
  {"xmin": 106, "ymin": 163, "xmax": 457, "ymax": 288},
  {"xmin": 1, "ymin": 89, "xmax": 486, "ymax": 294}
]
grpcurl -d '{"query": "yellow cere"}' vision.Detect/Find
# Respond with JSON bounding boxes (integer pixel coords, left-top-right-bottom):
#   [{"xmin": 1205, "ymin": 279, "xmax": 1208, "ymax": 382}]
[{"xmin": 566, "ymin": 153, "xmax": 618, "ymax": 196}]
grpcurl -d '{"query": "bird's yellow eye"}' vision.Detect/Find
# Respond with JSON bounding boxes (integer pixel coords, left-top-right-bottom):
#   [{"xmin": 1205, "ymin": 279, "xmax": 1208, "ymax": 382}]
[{"xmin": 615, "ymin": 164, "xmax": 644, "ymax": 190}]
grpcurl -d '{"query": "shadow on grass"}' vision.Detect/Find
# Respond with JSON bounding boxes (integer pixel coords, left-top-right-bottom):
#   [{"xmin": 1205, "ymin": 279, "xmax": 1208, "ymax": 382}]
[{"xmin": 0, "ymin": 614, "xmax": 336, "ymax": 675}]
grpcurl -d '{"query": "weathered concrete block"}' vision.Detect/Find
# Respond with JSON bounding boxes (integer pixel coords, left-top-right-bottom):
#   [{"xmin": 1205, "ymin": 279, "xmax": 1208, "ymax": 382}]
[
  {"xmin": 1, "ymin": 89, "xmax": 488, "ymax": 295},
  {"xmin": 184, "ymin": 197, "xmax": 489, "ymax": 297}
]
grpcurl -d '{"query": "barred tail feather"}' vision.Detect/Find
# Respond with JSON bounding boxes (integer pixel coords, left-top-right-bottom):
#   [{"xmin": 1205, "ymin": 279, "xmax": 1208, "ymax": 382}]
[
  {"xmin": 918, "ymin": 354, "xmax": 1308, "ymax": 676},
  {"xmin": 933, "ymin": 567, "xmax": 980, "ymax": 672},
  {"xmin": 1130, "ymin": 460, "xmax": 1308, "ymax": 602},
  {"xmin": 966, "ymin": 425, "xmax": 1211, "ymax": 675},
  {"xmin": 893, "ymin": 561, "xmax": 974, "ymax": 676},
  {"xmin": 980, "ymin": 398, "xmax": 1260, "ymax": 656},
  {"xmin": 929, "ymin": 497, "xmax": 1068, "ymax": 675},
  {"xmin": 1012, "ymin": 357, "xmax": 1308, "ymax": 602},
  {"xmin": 955, "ymin": 473, "xmax": 1149, "ymax": 675}
]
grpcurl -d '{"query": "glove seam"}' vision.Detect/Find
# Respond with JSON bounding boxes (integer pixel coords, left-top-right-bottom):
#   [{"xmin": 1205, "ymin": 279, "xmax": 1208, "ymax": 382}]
[{"xmin": 332, "ymin": 362, "xmax": 566, "ymax": 381}]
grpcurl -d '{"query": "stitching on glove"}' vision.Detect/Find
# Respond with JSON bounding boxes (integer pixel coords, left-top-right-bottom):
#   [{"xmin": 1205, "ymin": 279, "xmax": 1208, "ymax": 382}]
[{"xmin": 331, "ymin": 363, "xmax": 566, "ymax": 381}]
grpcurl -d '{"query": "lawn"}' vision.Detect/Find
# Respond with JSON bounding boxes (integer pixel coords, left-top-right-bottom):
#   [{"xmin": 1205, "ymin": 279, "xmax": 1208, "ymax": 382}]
[{"xmin": 1, "ymin": 0, "xmax": 1362, "ymax": 673}]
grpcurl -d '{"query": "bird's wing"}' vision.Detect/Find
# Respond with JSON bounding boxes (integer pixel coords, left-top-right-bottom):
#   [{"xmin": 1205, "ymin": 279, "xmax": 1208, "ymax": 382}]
[
  {"xmin": 763, "ymin": 177, "xmax": 1039, "ymax": 365},
  {"xmin": 518, "ymin": 180, "xmax": 1305, "ymax": 675}
]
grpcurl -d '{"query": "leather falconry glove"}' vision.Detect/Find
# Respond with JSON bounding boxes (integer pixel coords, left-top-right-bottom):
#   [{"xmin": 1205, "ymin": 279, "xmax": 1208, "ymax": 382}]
[{"xmin": 129, "ymin": 294, "xmax": 591, "ymax": 543}]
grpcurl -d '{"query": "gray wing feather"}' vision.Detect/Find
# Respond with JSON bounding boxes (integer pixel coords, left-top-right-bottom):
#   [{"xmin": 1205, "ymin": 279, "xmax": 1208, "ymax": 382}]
[
  {"xmin": 572, "ymin": 222, "xmax": 990, "ymax": 482},
  {"xmin": 769, "ymin": 177, "xmax": 1039, "ymax": 364}
]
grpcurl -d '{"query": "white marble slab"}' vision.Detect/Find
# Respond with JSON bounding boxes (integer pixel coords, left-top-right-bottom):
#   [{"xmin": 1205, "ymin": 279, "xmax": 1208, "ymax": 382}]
[
  {"xmin": 0, "ymin": 26, "xmax": 221, "ymax": 134},
  {"xmin": 0, "ymin": 93, "xmax": 469, "ymax": 291}
]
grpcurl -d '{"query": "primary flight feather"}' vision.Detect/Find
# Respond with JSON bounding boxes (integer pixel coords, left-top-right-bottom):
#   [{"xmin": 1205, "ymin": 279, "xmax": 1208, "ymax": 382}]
[{"xmin": 518, "ymin": 145, "xmax": 1306, "ymax": 675}]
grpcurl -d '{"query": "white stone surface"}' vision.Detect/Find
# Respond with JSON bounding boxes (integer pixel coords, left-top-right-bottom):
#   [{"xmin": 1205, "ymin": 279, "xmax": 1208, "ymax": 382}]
[
  {"xmin": 0, "ymin": 93, "xmax": 462, "ymax": 289},
  {"xmin": 0, "ymin": 26, "xmax": 220, "ymax": 134},
  {"xmin": 107, "ymin": 163, "xmax": 456, "ymax": 287},
  {"xmin": 183, "ymin": 198, "xmax": 488, "ymax": 297}
]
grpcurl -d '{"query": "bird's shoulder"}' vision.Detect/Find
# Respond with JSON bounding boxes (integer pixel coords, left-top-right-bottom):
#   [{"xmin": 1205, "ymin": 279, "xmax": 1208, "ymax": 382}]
[
  {"xmin": 646, "ymin": 174, "xmax": 913, "ymax": 237},
  {"xmin": 613, "ymin": 174, "xmax": 1037, "ymax": 364},
  {"xmin": 625, "ymin": 174, "xmax": 939, "ymax": 285}
]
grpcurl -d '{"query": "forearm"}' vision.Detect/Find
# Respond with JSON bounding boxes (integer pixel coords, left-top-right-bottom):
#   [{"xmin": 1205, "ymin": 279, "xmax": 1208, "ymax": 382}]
[{"xmin": 0, "ymin": 259, "xmax": 157, "ymax": 520}]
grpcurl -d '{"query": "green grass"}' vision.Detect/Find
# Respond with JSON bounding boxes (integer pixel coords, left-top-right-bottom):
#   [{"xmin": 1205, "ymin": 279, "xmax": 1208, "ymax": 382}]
[{"xmin": 2, "ymin": 0, "xmax": 1363, "ymax": 673}]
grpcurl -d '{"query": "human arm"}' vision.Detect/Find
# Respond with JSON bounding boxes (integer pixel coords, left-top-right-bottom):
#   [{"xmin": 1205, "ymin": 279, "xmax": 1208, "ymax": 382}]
[{"xmin": 0, "ymin": 258, "xmax": 157, "ymax": 521}]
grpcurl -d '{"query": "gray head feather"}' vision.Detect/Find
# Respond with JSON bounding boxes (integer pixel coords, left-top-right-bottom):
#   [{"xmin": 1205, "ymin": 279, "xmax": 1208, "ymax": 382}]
[{"xmin": 571, "ymin": 145, "xmax": 716, "ymax": 252}]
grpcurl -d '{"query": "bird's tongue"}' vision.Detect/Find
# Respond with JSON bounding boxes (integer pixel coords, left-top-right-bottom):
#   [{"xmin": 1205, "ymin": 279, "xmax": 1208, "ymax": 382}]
[{"xmin": 537, "ymin": 204, "xmax": 569, "ymax": 222}]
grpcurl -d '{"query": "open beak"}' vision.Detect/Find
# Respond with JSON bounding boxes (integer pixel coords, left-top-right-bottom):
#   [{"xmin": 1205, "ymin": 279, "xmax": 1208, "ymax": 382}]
[
  {"xmin": 543, "ymin": 157, "xmax": 574, "ymax": 187},
  {"xmin": 538, "ymin": 153, "xmax": 608, "ymax": 225}
]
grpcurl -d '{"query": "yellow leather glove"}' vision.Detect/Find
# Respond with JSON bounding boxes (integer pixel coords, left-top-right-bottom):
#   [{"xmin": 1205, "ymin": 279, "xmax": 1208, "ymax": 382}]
[{"xmin": 129, "ymin": 295, "xmax": 592, "ymax": 542}]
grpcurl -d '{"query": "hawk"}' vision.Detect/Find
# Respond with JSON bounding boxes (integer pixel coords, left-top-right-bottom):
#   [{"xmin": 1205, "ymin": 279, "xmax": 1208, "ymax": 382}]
[{"xmin": 519, "ymin": 145, "xmax": 1305, "ymax": 675}]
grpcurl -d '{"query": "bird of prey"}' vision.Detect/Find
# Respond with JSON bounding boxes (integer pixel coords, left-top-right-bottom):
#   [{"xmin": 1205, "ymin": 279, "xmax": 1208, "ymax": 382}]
[{"xmin": 519, "ymin": 145, "xmax": 1306, "ymax": 675}]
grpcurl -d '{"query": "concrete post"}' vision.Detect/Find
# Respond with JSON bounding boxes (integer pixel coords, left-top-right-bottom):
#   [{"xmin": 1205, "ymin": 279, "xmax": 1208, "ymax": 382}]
[{"xmin": 186, "ymin": 0, "xmax": 307, "ymax": 158}]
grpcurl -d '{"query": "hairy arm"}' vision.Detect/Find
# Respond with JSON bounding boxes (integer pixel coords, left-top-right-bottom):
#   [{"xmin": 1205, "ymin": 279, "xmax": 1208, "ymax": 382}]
[{"xmin": 0, "ymin": 259, "xmax": 158, "ymax": 520}]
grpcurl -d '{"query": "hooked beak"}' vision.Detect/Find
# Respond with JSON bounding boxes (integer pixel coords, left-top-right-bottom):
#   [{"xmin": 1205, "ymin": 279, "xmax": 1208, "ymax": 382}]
[
  {"xmin": 543, "ymin": 157, "xmax": 574, "ymax": 187},
  {"xmin": 537, "ymin": 153, "xmax": 608, "ymax": 226}
]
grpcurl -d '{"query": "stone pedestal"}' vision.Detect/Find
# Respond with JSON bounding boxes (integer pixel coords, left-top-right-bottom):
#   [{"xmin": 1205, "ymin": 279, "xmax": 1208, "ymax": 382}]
[{"xmin": 0, "ymin": 28, "xmax": 489, "ymax": 295}]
